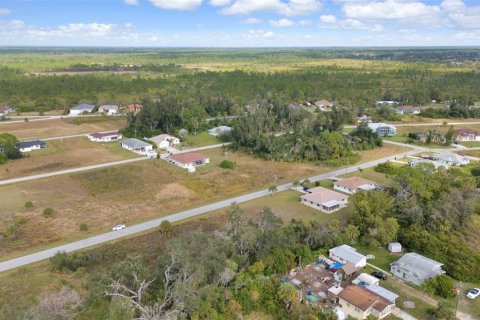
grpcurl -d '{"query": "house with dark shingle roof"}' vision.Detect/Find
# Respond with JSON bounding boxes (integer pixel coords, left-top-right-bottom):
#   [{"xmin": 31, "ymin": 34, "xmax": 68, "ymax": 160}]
[
  {"xmin": 16, "ymin": 140, "xmax": 46, "ymax": 152},
  {"xmin": 87, "ymin": 131, "xmax": 122, "ymax": 142}
]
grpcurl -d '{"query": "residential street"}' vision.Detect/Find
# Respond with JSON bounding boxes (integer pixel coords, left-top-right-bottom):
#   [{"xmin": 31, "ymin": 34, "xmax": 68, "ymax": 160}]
[{"xmin": 0, "ymin": 145, "xmax": 421, "ymax": 272}]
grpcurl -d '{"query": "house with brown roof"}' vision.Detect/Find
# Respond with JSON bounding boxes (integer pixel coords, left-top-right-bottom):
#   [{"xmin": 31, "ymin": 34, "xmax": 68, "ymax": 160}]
[
  {"xmin": 169, "ymin": 153, "xmax": 209, "ymax": 172},
  {"xmin": 125, "ymin": 103, "xmax": 143, "ymax": 113},
  {"xmin": 301, "ymin": 187, "xmax": 349, "ymax": 213},
  {"xmin": 87, "ymin": 131, "xmax": 122, "ymax": 142},
  {"xmin": 336, "ymin": 285, "xmax": 394, "ymax": 319},
  {"xmin": 314, "ymin": 99, "xmax": 333, "ymax": 110},
  {"xmin": 396, "ymin": 105, "xmax": 422, "ymax": 115},
  {"xmin": 334, "ymin": 177, "xmax": 377, "ymax": 194},
  {"xmin": 455, "ymin": 128, "xmax": 480, "ymax": 142}
]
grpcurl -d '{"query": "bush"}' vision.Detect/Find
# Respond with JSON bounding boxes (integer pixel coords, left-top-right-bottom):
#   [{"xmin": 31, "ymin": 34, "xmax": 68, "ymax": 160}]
[
  {"xmin": 375, "ymin": 162, "xmax": 395, "ymax": 174},
  {"xmin": 79, "ymin": 223, "xmax": 88, "ymax": 232},
  {"xmin": 50, "ymin": 251, "xmax": 101, "ymax": 272},
  {"xmin": 423, "ymin": 275, "xmax": 456, "ymax": 299},
  {"xmin": 159, "ymin": 220, "xmax": 173, "ymax": 237},
  {"xmin": 471, "ymin": 167, "xmax": 480, "ymax": 176},
  {"xmin": 219, "ymin": 159, "xmax": 236, "ymax": 169},
  {"xmin": 43, "ymin": 208, "xmax": 54, "ymax": 218},
  {"xmin": 24, "ymin": 201, "xmax": 34, "ymax": 210}
]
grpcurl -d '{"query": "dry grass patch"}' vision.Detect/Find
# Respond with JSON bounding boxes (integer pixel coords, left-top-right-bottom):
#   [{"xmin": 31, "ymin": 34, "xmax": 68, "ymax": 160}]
[{"xmin": 0, "ymin": 118, "xmax": 126, "ymax": 140}]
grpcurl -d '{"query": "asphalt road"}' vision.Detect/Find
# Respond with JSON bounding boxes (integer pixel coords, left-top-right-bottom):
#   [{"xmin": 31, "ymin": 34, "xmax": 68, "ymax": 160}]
[{"xmin": 0, "ymin": 145, "xmax": 421, "ymax": 273}]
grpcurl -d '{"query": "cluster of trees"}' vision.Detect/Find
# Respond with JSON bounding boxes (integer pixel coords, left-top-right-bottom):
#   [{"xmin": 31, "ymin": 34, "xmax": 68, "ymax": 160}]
[
  {"xmin": 407, "ymin": 127, "xmax": 455, "ymax": 146},
  {"xmin": 363, "ymin": 164, "xmax": 480, "ymax": 282},
  {"xmin": 0, "ymin": 133, "xmax": 22, "ymax": 164},
  {"xmin": 229, "ymin": 102, "xmax": 381, "ymax": 164},
  {"xmin": 421, "ymin": 102, "xmax": 480, "ymax": 118},
  {"xmin": 40, "ymin": 206, "xmax": 362, "ymax": 319}
]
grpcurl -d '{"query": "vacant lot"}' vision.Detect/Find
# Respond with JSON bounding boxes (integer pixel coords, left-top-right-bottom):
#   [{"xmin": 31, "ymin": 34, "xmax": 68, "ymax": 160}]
[
  {"xmin": 0, "ymin": 143, "xmax": 405, "ymax": 260},
  {"xmin": 0, "ymin": 117, "xmax": 126, "ymax": 140},
  {"xmin": 0, "ymin": 138, "xmax": 139, "ymax": 180}
]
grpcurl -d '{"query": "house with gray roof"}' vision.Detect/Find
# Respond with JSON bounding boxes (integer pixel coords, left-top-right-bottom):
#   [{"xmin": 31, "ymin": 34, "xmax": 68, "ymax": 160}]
[
  {"xmin": 69, "ymin": 103, "xmax": 95, "ymax": 116},
  {"xmin": 329, "ymin": 245, "xmax": 367, "ymax": 268},
  {"xmin": 390, "ymin": 252, "xmax": 445, "ymax": 286},
  {"xmin": 121, "ymin": 138, "xmax": 153, "ymax": 154},
  {"xmin": 367, "ymin": 123, "xmax": 397, "ymax": 136},
  {"xmin": 432, "ymin": 152, "xmax": 469, "ymax": 166},
  {"xmin": 366, "ymin": 284, "xmax": 399, "ymax": 303}
]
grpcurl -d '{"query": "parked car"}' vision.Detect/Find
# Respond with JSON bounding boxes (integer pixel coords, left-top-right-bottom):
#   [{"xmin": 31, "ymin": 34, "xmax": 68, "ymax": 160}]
[
  {"xmin": 371, "ymin": 271, "xmax": 388, "ymax": 280},
  {"xmin": 466, "ymin": 288, "xmax": 480, "ymax": 299},
  {"xmin": 112, "ymin": 224, "xmax": 126, "ymax": 231}
]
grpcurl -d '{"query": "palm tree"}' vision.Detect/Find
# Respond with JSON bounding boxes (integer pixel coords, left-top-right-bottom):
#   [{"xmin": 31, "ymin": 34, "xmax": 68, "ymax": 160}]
[
  {"xmin": 302, "ymin": 178, "xmax": 310, "ymax": 186},
  {"xmin": 268, "ymin": 185, "xmax": 278, "ymax": 197},
  {"xmin": 292, "ymin": 180, "xmax": 300, "ymax": 189}
]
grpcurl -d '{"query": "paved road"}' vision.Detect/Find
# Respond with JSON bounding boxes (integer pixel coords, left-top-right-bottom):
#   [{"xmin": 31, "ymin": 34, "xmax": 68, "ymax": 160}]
[
  {"xmin": 0, "ymin": 146, "xmax": 421, "ymax": 272},
  {"xmin": 0, "ymin": 143, "xmax": 231, "ymax": 186},
  {"xmin": 22, "ymin": 130, "xmax": 119, "ymax": 142}
]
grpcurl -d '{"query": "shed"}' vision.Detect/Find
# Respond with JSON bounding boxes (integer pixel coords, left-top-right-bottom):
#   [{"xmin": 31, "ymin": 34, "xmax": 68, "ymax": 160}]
[{"xmin": 388, "ymin": 242, "xmax": 402, "ymax": 253}]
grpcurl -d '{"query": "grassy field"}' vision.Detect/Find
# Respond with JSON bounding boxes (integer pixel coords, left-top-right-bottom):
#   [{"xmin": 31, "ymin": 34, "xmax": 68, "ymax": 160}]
[
  {"xmin": 182, "ymin": 132, "xmax": 221, "ymax": 147},
  {"xmin": 0, "ymin": 117, "xmax": 126, "ymax": 140},
  {"xmin": 458, "ymin": 141, "xmax": 480, "ymax": 148},
  {"xmin": 0, "ymin": 143, "xmax": 405, "ymax": 260},
  {"xmin": 0, "ymin": 137, "xmax": 139, "ymax": 180}
]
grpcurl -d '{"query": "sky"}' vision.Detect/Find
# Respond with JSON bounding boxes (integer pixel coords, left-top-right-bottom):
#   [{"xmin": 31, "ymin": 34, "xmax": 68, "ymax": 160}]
[{"xmin": 0, "ymin": 0, "xmax": 480, "ymax": 47}]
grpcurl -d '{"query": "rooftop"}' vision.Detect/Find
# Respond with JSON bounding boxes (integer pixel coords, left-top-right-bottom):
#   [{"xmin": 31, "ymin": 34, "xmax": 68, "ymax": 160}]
[
  {"xmin": 16, "ymin": 140, "xmax": 46, "ymax": 149},
  {"xmin": 338, "ymin": 285, "xmax": 392, "ymax": 313},
  {"xmin": 335, "ymin": 177, "xmax": 376, "ymax": 190},
  {"xmin": 70, "ymin": 103, "xmax": 95, "ymax": 111},
  {"xmin": 392, "ymin": 252, "xmax": 444, "ymax": 280},
  {"xmin": 302, "ymin": 187, "xmax": 348, "ymax": 205},
  {"xmin": 455, "ymin": 128, "xmax": 479, "ymax": 136},
  {"xmin": 171, "ymin": 153, "xmax": 208, "ymax": 164},
  {"xmin": 329, "ymin": 245, "xmax": 366, "ymax": 266},
  {"xmin": 367, "ymin": 122, "xmax": 396, "ymax": 130},
  {"xmin": 366, "ymin": 284, "xmax": 399, "ymax": 303},
  {"xmin": 122, "ymin": 138, "xmax": 152, "ymax": 149},
  {"xmin": 89, "ymin": 131, "xmax": 121, "ymax": 139}
]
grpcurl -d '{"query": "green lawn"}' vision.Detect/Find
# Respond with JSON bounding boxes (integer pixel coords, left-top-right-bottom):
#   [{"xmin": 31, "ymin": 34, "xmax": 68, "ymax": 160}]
[
  {"xmin": 458, "ymin": 141, "xmax": 480, "ymax": 148},
  {"xmin": 341, "ymin": 167, "xmax": 394, "ymax": 186},
  {"xmin": 182, "ymin": 132, "xmax": 221, "ymax": 147}
]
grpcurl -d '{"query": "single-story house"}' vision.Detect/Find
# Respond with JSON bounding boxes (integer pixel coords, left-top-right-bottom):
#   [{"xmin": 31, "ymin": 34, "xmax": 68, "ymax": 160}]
[
  {"xmin": 367, "ymin": 123, "xmax": 397, "ymax": 136},
  {"xmin": 148, "ymin": 134, "xmax": 180, "ymax": 149},
  {"xmin": 388, "ymin": 242, "xmax": 402, "ymax": 253},
  {"xmin": 352, "ymin": 273, "xmax": 380, "ymax": 287},
  {"xmin": 409, "ymin": 158, "xmax": 448, "ymax": 170},
  {"xmin": 125, "ymin": 103, "xmax": 143, "ymax": 113},
  {"xmin": 432, "ymin": 152, "xmax": 469, "ymax": 166},
  {"xmin": 121, "ymin": 138, "xmax": 153, "ymax": 154},
  {"xmin": 0, "ymin": 105, "xmax": 14, "ymax": 116},
  {"xmin": 396, "ymin": 105, "xmax": 422, "ymax": 115},
  {"xmin": 337, "ymin": 285, "xmax": 394, "ymax": 319},
  {"xmin": 16, "ymin": 140, "xmax": 47, "ymax": 152},
  {"xmin": 314, "ymin": 99, "xmax": 333, "ymax": 110},
  {"xmin": 455, "ymin": 128, "xmax": 480, "ymax": 142},
  {"xmin": 69, "ymin": 103, "xmax": 95, "ymax": 116},
  {"xmin": 376, "ymin": 101, "xmax": 398, "ymax": 106},
  {"xmin": 357, "ymin": 115, "xmax": 372, "ymax": 124},
  {"xmin": 390, "ymin": 252, "xmax": 445, "ymax": 286},
  {"xmin": 365, "ymin": 284, "xmax": 399, "ymax": 304},
  {"xmin": 329, "ymin": 244, "xmax": 367, "ymax": 268},
  {"xmin": 99, "ymin": 104, "xmax": 119, "ymax": 115},
  {"xmin": 334, "ymin": 177, "xmax": 377, "ymax": 194},
  {"xmin": 301, "ymin": 187, "xmax": 349, "ymax": 213},
  {"xmin": 87, "ymin": 131, "xmax": 122, "ymax": 142},
  {"xmin": 170, "ymin": 153, "xmax": 209, "ymax": 170},
  {"xmin": 208, "ymin": 126, "xmax": 232, "ymax": 137}
]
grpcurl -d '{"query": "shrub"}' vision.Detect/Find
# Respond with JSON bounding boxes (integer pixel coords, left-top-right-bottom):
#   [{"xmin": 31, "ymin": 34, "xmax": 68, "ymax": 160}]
[
  {"xmin": 24, "ymin": 201, "xmax": 34, "ymax": 210},
  {"xmin": 159, "ymin": 220, "xmax": 173, "ymax": 237},
  {"xmin": 43, "ymin": 208, "xmax": 54, "ymax": 218},
  {"xmin": 50, "ymin": 251, "xmax": 101, "ymax": 272},
  {"xmin": 79, "ymin": 223, "xmax": 89, "ymax": 232},
  {"xmin": 375, "ymin": 162, "xmax": 395, "ymax": 174},
  {"xmin": 219, "ymin": 159, "xmax": 236, "ymax": 169},
  {"xmin": 471, "ymin": 167, "xmax": 480, "ymax": 176},
  {"xmin": 423, "ymin": 275, "xmax": 456, "ymax": 299}
]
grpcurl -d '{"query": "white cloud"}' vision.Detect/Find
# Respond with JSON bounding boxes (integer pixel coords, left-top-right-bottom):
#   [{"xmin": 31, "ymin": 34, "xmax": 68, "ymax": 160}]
[
  {"xmin": 299, "ymin": 19, "xmax": 311, "ymax": 26},
  {"xmin": 343, "ymin": 0, "xmax": 440, "ymax": 20},
  {"xmin": 269, "ymin": 18, "xmax": 294, "ymax": 27},
  {"xmin": 320, "ymin": 15, "xmax": 383, "ymax": 31},
  {"xmin": 244, "ymin": 17, "xmax": 263, "ymax": 24},
  {"xmin": 148, "ymin": 0, "xmax": 203, "ymax": 10},
  {"xmin": 0, "ymin": 8, "xmax": 10, "ymax": 15},
  {"xmin": 441, "ymin": 0, "xmax": 465, "ymax": 12},
  {"xmin": 440, "ymin": 0, "xmax": 480, "ymax": 29},
  {"xmin": 243, "ymin": 29, "xmax": 275, "ymax": 40},
  {"xmin": 124, "ymin": 0, "xmax": 139, "ymax": 5},
  {"xmin": 221, "ymin": 0, "xmax": 322, "ymax": 16},
  {"xmin": 209, "ymin": 0, "xmax": 231, "ymax": 6}
]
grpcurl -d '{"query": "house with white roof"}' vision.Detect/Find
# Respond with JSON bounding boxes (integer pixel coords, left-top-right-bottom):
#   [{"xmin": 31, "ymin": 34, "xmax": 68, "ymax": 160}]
[
  {"xmin": 432, "ymin": 153, "xmax": 469, "ymax": 166},
  {"xmin": 69, "ymin": 103, "xmax": 95, "ymax": 116},
  {"xmin": 99, "ymin": 104, "xmax": 119, "ymax": 115},
  {"xmin": 208, "ymin": 126, "xmax": 232, "ymax": 137},
  {"xmin": 121, "ymin": 138, "xmax": 153, "ymax": 155},
  {"xmin": 390, "ymin": 252, "xmax": 445, "ymax": 286},
  {"xmin": 365, "ymin": 284, "xmax": 399, "ymax": 304},
  {"xmin": 334, "ymin": 177, "xmax": 377, "ymax": 194},
  {"xmin": 301, "ymin": 187, "xmax": 349, "ymax": 213},
  {"xmin": 409, "ymin": 158, "xmax": 448, "ymax": 170},
  {"xmin": 329, "ymin": 244, "xmax": 367, "ymax": 268},
  {"xmin": 367, "ymin": 123, "xmax": 397, "ymax": 136},
  {"xmin": 147, "ymin": 134, "xmax": 180, "ymax": 149}
]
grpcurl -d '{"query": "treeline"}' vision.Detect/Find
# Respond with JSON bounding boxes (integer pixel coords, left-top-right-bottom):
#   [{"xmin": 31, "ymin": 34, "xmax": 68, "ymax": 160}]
[
  {"xmin": 1, "ymin": 63, "xmax": 480, "ymax": 113},
  {"xmin": 368, "ymin": 163, "xmax": 480, "ymax": 281},
  {"xmin": 421, "ymin": 102, "xmax": 480, "ymax": 118},
  {"xmin": 229, "ymin": 101, "xmax": 382, "ymax": 164}
]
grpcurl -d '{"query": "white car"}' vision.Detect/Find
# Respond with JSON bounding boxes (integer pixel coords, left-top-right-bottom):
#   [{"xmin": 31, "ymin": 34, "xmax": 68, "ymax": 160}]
[
  {"xmin": 112, "ymin": 224, "xmax": 126, "ymax": 231},
  {"xmin": 466, "ymin": 288, "xmax": 480, "ymax": 299}
]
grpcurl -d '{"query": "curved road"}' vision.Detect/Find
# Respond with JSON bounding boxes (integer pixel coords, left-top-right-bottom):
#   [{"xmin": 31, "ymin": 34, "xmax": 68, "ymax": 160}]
[{"xmin": 0, "ymin": 145, "xmax": 421, "ymax": 272}]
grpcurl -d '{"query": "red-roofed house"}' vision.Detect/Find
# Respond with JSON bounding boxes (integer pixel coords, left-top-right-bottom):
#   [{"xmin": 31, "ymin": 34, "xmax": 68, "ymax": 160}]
[
  {"xmin": 170, "ymin": 153, "xmax": 209, "ymax": 171},
  {"xmin": 125, "ymin": 104, "xmax": 143, "ymax": 113},
  {"xmin": 87, "ymin": 131, "xmax": 123, "ymax": 142},
  {"xmin": 455, "ymin": 128, "xmax": 480, "ymax": 142},
  {"xmin": 301, "ymin": 187, "xmax": 349, "ymax": 213},
  {"xmin": 336, "ymin": 285, "xmax": 394, "ymax": 319}
]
